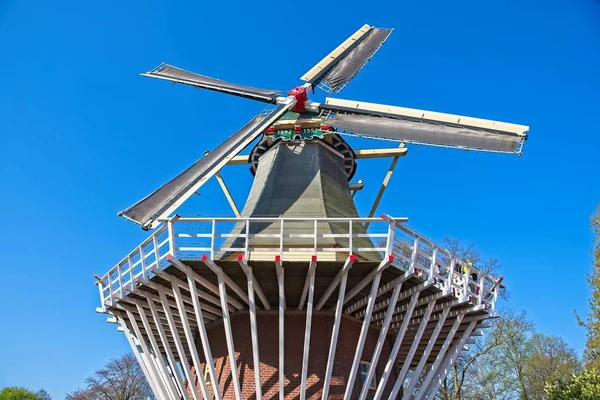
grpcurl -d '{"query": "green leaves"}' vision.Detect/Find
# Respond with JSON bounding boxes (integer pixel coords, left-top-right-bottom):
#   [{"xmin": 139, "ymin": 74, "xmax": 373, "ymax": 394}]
[
  {"xmin": 545, "ymin": 369, "xmax": 600, "ymax": 400},
  {"xmin": 0, "ymin": 388, "xmax": 50, "ymax": 400},
  {"xmin": 578, "ymin": 205, "xmax": 600, "ymax": 370}
]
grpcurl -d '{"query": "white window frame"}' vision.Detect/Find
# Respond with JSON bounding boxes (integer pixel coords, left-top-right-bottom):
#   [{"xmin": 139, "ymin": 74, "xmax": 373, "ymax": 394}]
[{"xmin": 359, "ymin": 360, "xmax": 377, "ymax": 390}]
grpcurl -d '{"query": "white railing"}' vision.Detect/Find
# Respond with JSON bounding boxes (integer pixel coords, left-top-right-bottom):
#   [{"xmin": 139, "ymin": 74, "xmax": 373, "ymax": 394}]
[{"xmin": 96, "ymin": 216, "xmax": 503, "ymax": 313}]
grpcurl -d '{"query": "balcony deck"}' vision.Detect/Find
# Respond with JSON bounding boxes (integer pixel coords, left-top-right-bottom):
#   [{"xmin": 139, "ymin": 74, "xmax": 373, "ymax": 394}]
[{"xmin": 96, "ymin": 216, "xmax": 503, "ymax": 399}]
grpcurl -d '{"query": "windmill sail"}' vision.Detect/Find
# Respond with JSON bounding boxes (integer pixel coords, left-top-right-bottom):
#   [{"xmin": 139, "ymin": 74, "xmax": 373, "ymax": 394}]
[
  {"xmin": 119, "ymin": 103, "xmax": 293, "ymax": 229},
  {"xmin": 143, "ymin": 63, "xmax": 281, "ymax": 103},
  {"xmin": 322, "ymin": 98, "xmax": 529, "ymax": 154},
  {"xmin": 300, "ymin": 25, "xmax": 393, "ymax": 93}
]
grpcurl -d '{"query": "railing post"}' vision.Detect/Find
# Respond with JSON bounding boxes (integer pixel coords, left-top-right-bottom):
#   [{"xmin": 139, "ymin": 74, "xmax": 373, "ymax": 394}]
[
  {"xmin": 167, "ymin": 221, "xmax": 176, "ymax": 258},
  {"xmin": 280, "ymin": 219, "xmax": 285, "ymax": 258},
  {"xmin": 107, "ymin": 271, "xmax": 114, "ymax": 305},
  {"xmin": 245, "ymin": 219, "xmax": 250, "ymax": 261},
  {"xmin": 97, "ymin": 281, "xmax": 105, "ymax": 309},
  {"xmin": 478, "ymin": 276, "xmax": 486, "ymax": 305},
  {"xmin": 447, "ymin": 258, "xmax": 456, "ymax": 292},
  {"xmin": 409, "ymin": 238, "xmax": 420, "ymax": 273},
  {"xmin": 429, "ymin": 248, "xmax": 438, "ymax": 282},
  {"xmin": 152, "ymin": 234, "xmax": 161, "ymax": 271},
  {"xmin": 117, "ymin": 263, "xmax": 124, "ymax": 299},
  {"xmin": 493, "ymin": 282, "xmax": 499, "ymax": 313},
  {"xmin": 464, "ymin": 265, "xmax": 471, "ymax": 300},
  {"xmin": 211, "ymin": 219, "xmax": 216, "ymax": 260},
  {"xmin": 139, "ymin": 245, "xmax": 147, "ymax": 281},
  {"xmin": 313, "ymin": 219, "xmax": 318, "ymax": 255},
  {"xmin": 349, "ymin": 219, "xmax": 353, "ymax": 255},
  {"xmin": 385, "ymin": 220, "xmax": 395, "ymax": 258},
  {"xmin": 127, "ymin": 255, "xmax": 135, "ymax": 292}
]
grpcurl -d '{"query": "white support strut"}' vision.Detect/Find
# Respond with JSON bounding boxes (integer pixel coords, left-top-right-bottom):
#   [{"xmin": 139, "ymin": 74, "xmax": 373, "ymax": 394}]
[
  {"xmin": 246, "ymin": 266, "xmax": 263, "ymax": 399},
  {"xmin": 316, "ymin": 255, "xmax": 355, "ymax": 310},
  {"xmin": 372, "ymin": 291, "xmax": 420, "ymax": 400},
  {"xmin": 321, "ymin": 258, "xmax": 352, "ymax": 400},
  {"xmin": 122, "ymin": 309, "xmax": 171, "ymax": 400},
  {"xmin": 417, "ymin": 315, "xmax": 465, "ymax": 397},
  {"xmin": 181, "ymin": 272, "xmax": 222, "ymax": 398},
  {"xmin": 388, "ymin": 300, "xmax": 437, "ymax": 399},
  {"xmin": 158, "ymin": 287, "xmax": 204, "ymax": 400},
  {"xmin": 132, "ymin": 302, "xmax": 181, "ymax": 400},
  {"xmin": 423, "ymin": 320, "xmax": 478, "ymax": 399},
  {"xmin": 170, "ymin": 284, "xmax": 213, "ymax": 400},
  {"xmin": 144, "ymin": 296, "xmax": 191, "ymax": 400},
  {"xmin": 118, "ymin": 316, "xmax": 162, "ymax": 398},
  {"xmin": 401, "ymin": 307, "xmax": 451, "ymax": 399},
  {"xmin": 344, "ymin": 256, "xmax": 393, "ymax": 305},
  {"xmin": 278, "ymin": 256, "xmax": 286, "ymax": 400},
  {"xmin": 343, "ymin": 272, "xmax": 383, "ymax": 400},
  {"xmin": 298, "ymin": 257, "xmax": 317, "ymax": 310},
  {"xmin": 215, "ymin": 269, "xmax": 243, "ymax": 400},
  {"xmin": 299, "ymin": 261, "xmax": 316, "ymax": 400},
  {"xmin": 358, "ymin": 280, "xmax": 403, "ymax": 400},
  {"xmin": 201, "ymin": 255, "xmax": 250, "ymax": 306},
  {"xmin": 166, "ymin": 256, "xmax": 243, "ymax": 310}
]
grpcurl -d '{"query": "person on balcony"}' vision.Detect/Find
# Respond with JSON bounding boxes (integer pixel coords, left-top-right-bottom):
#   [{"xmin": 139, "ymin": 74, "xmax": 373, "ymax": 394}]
[{"xmin": 464, "ymin": 260, "xmax": 478, "ymax": 295}]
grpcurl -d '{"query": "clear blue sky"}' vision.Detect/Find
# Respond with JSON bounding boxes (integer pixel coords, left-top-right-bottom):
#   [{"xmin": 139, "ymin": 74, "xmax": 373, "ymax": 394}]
[{"xmin": 1, "ymin": 0, "xmax": 599, "ymax": 397}]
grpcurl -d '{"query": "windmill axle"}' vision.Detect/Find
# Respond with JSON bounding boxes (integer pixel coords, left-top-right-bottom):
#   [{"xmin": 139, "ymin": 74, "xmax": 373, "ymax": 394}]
[{"xmin": 288, "ymin": 86, "xmax": 308, "ymax": 112}]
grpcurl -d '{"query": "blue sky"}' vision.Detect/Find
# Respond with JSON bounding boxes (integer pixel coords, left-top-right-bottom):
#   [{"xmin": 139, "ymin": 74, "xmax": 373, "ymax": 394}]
[{"xmin": 1, "ymin": 0, "xmax": 599, "ymax": 397}]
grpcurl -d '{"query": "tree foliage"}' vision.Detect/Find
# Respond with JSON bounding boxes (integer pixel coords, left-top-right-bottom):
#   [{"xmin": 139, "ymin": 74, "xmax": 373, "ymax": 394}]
[
  {"xmin": 434, "ymin": 239, "xmax": 579, "ymax": 400},
  {"xmin": 0, "ymin": 388, "xmax": 37, "ymax": 400},
  {"xmin": 66, "ymin": 354, "xmax": 152, "ymax": 400},
  {"xmin": 545, "ymin": 369, "xmax": 600, "ymax": 400},
  {"xmin": 0, "ymin": 388, "xmax": 51, "ymax": 400},
  {"xmin": 436, "ymin": 310, "xmax": 579, "ymax": 400},
  {"xmin": 578, "ymin": 205, "xmax": 600, "ymax": 369}
]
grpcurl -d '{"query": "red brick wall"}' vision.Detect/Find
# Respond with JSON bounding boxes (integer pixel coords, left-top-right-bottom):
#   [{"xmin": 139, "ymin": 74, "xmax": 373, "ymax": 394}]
[{"xmin": 187, "ymin": 312, "xmax": 399, "ymax": 399}]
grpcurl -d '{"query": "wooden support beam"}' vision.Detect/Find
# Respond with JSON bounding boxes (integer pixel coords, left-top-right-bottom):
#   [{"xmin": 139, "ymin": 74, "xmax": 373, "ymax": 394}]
[
  {"xmin": 215, "ymin": 172, "xmax": 241, "ymax": 217},
  {"xmin": 365, "ymin": 145, "xmax": 404, "ymax": 228}
]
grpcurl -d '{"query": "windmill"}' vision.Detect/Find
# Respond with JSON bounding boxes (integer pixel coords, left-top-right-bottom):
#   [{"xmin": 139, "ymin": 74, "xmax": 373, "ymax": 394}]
[
  {"xmin": 97, "ymin": 24, "xmax": 526, "ymax": 400},
  {"xmin": 118, "ymin": 24, "xmax": 527, "ymax": 231}
]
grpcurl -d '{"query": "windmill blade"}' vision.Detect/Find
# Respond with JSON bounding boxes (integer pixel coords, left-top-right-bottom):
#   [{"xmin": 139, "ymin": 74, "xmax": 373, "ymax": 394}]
[
  {"xmin": 142, "ymin": 63, "xmax": 282, "ymax": 103},
  {"xmin": 321, "ymin": 98, "xmax": 529, "ymax": 154},
  {"xmin": 300, "ymin": 24, "xmax": 393, "ymax": 94},
  {"xmin": 119, "ymin": 102, "xmax": 294, "ymax": 230}
]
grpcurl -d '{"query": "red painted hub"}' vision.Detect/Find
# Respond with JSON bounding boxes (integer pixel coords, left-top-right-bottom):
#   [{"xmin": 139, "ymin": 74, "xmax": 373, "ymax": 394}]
[{"xmin": 288, "ymin": 86, "xmax": 308, "ymax": 113}]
